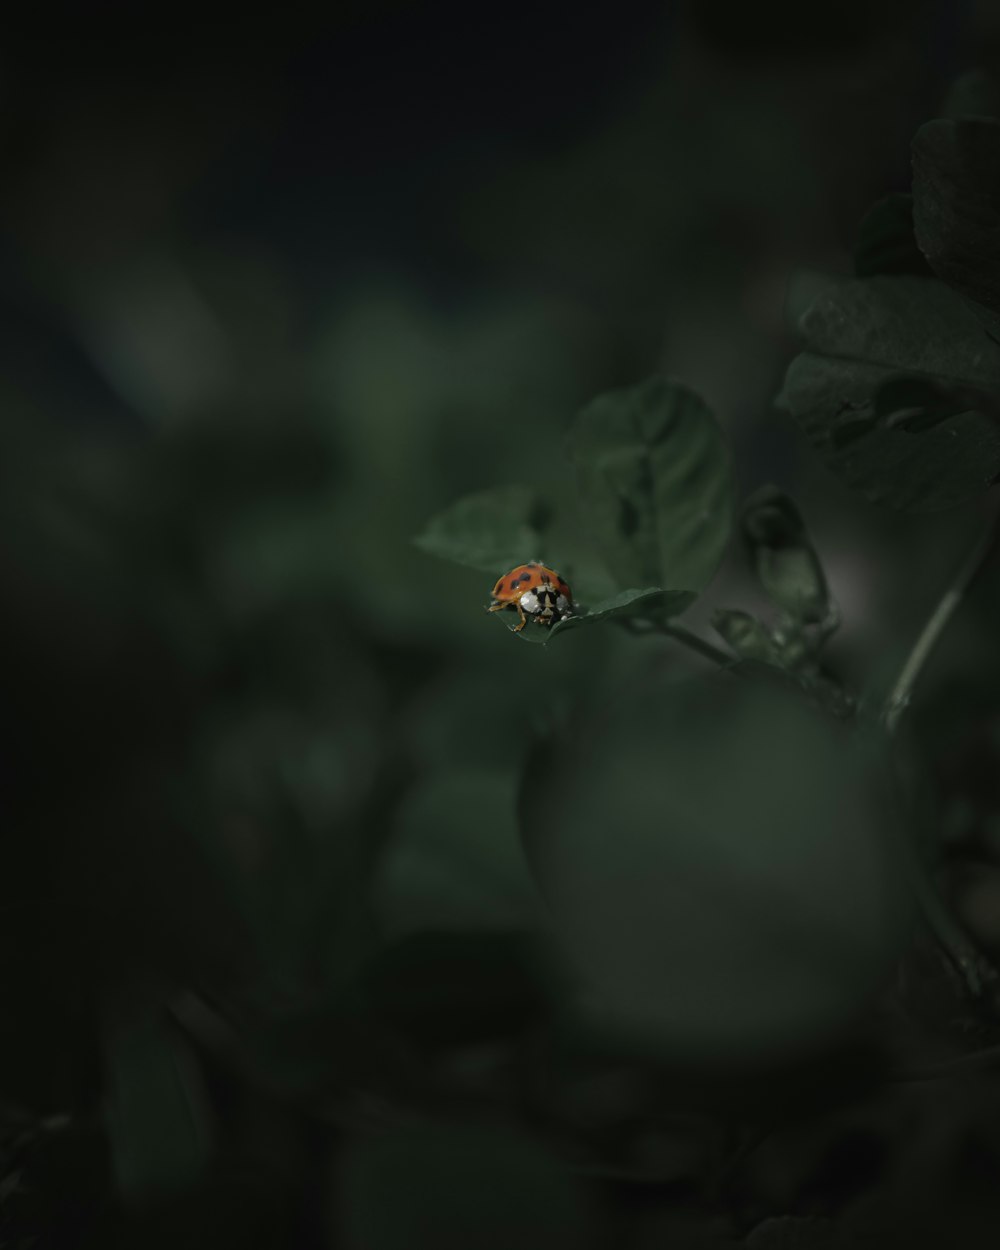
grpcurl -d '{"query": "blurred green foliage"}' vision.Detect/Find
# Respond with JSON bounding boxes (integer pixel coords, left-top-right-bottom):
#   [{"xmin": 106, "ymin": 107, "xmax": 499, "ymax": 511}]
[{"xmin": 6, "ymin": 13, "xmax": 1000, "ymax": 1250}]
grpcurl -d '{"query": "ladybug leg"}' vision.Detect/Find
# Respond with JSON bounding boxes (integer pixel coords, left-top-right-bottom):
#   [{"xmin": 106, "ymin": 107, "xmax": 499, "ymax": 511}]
[{"xmin": 487, "ymin": 601, "xmax": 527, "ymax": 630}]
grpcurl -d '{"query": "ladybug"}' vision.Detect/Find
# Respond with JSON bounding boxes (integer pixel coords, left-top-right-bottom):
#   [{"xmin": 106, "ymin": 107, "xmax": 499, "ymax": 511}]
[{"xmin": 487, "ymin": 561, "xmax": 575, "ymax": 632}]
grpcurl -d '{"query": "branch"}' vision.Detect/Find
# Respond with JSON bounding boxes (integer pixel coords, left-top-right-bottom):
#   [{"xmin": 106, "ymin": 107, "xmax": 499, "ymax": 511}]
[
  {"xmin": 662, "ymin": 622, "xmax": 738, "ymax": 667},
  {"xmin": 881, "ymin": 497, "xmax": 1000, "ymax": 999},
  {"xmin": 620, "ymin": 618, "xmax": 736, "ymax": 667},
  {"xmin": 882, "ymin": 504, "xmax": 1000, "ymax": 734}
]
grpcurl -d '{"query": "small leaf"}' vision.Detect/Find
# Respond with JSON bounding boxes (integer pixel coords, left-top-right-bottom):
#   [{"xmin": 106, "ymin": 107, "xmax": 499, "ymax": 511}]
[
  {"xmin": 712, "ymin": 615, "xmax": 851, "ymax": 715},
  {"xmin": 567, "ymin": 377, "xmax": 734, "ymax": 593},
  {"xmin": 740, "ymin": 487, "xmax": 831, "ymax": 623},
  {"xmin": 711, "ymin": 608, "xmax": 783, "ymax": 664},
  {"xmin": 503, "ymin": 587, "xmax": 696, "ymax": 645},
  {"xmin": 853, "ymin": 193, "xmax": 932, "ymax": 279},
  {"xmin": 912, "ymin": 117, "xmax": 1000, "ymax": 339},
  {"xmin": 779, "ymin": 276, "xmax": 1000, "ymax": 510},
  {"xmin": 559, "ymin": 586, "xmax": 696, "ymax": 630},
  {"xmin": 414, "ymin": 485, "xmax": 551, "ymax": 574}
]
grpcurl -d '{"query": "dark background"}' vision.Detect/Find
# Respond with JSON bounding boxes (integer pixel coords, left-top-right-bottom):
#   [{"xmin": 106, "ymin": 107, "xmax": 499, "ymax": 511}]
[{"xmin": 4, "ymin": 4, "xmax": 1000, "ymax": 1246}]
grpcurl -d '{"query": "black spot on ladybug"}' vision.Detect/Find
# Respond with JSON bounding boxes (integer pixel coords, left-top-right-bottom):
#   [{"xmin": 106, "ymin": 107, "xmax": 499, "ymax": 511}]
[
  {"xmin": 510, "ymin": 579, "xmax": 521, "ymax": 590},
  {"xmin": 518, "ymin": 572, "xmax": 532, "ymax": 584}
]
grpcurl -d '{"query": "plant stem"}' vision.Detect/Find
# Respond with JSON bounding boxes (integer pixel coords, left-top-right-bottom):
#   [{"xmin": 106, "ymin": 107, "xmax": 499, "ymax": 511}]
[
  {"xmin": 662, "ymin": 622, "xmax": 737, "ymax": 667},
  {"xmin": 882, "ymin": 501, "xmax": 1000, "ymax": 999},
  {"xmin": 882, "ymin": 507, "xmax": 1000, "ymax": 733},
  {"xmin": 621, "ymin": 618, "xmax": 735, "ymax": 667}
]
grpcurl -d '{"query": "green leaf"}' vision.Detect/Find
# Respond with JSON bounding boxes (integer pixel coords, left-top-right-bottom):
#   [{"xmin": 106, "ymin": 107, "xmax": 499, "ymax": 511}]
[
  {"xmin": 853, "ymin": 193, "xmax": 932, "ymax": 279},
  {"xmin": 567, "ymin": 377, "xmax": 734, "ymax": 593},
  {"xmin": 414, "ymin": 485, "xmax": 551, "ymax": 574},
  {"xmin": 338, "ymin": 1123, "xmax": 592, "ymax": 1250},
  {"xmin": 373, "ymin": 769, "xmax": 541, "ymax": 938},
  {"xmin": 912, "ymin": 117, "xmax": 1000, "ymax": 339},
  {"xmin": 740, "ymin": 487, "xmax": 831, "ymax": 623},
  {"xmin": 500, "ymin": 587, "xmax": 696, "ymax": 644},
  {"xmin": 779, "ymin": 276, "xmax": 1000, "ymax": 510},
  {"xmin": 555, "ymin": 586, "xmax": 695, "ymax": 632},
  {"xmin": 711, "ymin": 615, "xmax": 851, "ymax": 715},
  {"xmin": 711, "ymin": 608, "xmax": 783, "ymax": 664},
  {"xmin": 105, "ymin": 1013, "xmax": 213, "ymax": 1204},
  {"xmin": 521, "ymin": 671, "xmax": 911, "ymax": 1060}
]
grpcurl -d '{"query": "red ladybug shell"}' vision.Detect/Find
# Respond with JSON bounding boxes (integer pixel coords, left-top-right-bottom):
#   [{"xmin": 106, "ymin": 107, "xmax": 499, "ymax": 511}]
[{"xmin": 490, "ymin": 561, "xmax": 572, "ymax": 604}]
